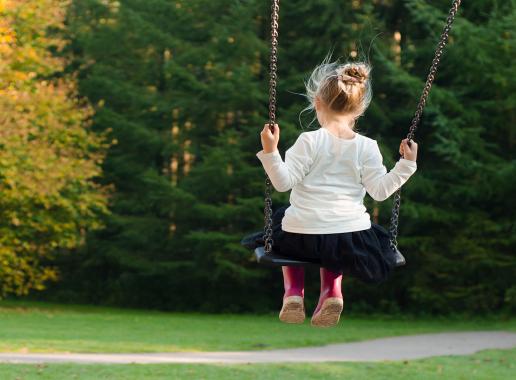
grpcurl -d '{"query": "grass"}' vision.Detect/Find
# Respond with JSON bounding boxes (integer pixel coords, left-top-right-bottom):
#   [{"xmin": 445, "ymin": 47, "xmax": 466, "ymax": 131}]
[
  {"xmin": 0, "ymin": 348, "xmax": 514, "ymax": 379},
  {"xmin": 0, "ymin": 300, "xmax": 514, "ymax": 353}
]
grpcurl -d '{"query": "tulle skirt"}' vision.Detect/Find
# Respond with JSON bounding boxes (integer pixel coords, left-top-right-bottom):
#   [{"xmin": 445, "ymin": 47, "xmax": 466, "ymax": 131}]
[{"xmin": 270, "ymin": 206, "xmax": 398, "ymax": 284}]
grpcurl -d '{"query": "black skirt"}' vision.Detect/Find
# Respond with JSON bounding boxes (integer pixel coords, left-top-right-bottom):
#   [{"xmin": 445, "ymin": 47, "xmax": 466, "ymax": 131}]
[{"xmin": 270, "ymin": 205, "xmax": 398, "ymax": 284}]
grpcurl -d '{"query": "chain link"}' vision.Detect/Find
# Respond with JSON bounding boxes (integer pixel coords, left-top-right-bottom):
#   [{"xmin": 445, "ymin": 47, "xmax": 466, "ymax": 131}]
[
  {"xmin": 389, "ymin": 0, "xmax": 462, "ymax": 252},
  {"xmin": 263, "ymin": 0, "xmax": 280, "ymax": 254}
]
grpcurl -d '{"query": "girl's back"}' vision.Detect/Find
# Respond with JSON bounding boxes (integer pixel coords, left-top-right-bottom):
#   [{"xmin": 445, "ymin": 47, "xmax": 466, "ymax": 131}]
[{"xmin": 258, "ymin": 126, "xmax": 416, "ymax": 234}]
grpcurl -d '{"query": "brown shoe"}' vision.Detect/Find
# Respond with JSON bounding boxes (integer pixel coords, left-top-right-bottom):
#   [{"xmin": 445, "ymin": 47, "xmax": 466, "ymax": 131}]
[
  {"xmin": 310, "ymin": 297, "xmax": 343, "ymax": 328},
  {"xmin": 279, "ymin": 296, "xmax": 305, "ymax": 324}
]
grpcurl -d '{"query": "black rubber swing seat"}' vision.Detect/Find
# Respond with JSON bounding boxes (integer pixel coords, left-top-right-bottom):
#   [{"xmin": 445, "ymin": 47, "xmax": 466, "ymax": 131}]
[
  {"xmin": 241, "ymin": 231, "xmax": 317, "ymax": 267},
  {"xmin": 254, "ymin": 246, "xmax": 320, "ymax": 267},
  {"xmin": 241, "ymin": 231, "xmax": 407, "ymax": 267},
  {"xmin": 254, "ymin": 246, "xmax": 406, "ymax": 267}
]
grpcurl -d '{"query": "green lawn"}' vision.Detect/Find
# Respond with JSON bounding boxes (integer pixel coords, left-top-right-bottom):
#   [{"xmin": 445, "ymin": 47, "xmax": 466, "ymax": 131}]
[
  {"xmin": 0, "ymin": 348, "xmax": 514, "ymax": 380},
  {"xmin": 0, "ymin": 300, "xmax": 514, "ymax": 353}
]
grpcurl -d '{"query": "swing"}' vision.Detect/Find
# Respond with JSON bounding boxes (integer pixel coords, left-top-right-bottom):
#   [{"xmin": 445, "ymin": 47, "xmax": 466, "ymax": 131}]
[{"xmin": 246, "ymin": 0, "xmax": 462, "ymax": 267}]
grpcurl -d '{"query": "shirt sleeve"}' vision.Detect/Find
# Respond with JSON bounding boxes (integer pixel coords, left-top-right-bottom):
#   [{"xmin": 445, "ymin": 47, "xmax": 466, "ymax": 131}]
[
  {"xmin": 360, "ymin": 140, "xmax": 417, "ymax": 201},
  {"xmin": 256, "ymin": 132, "xmax": 314, "ymax": 192}
]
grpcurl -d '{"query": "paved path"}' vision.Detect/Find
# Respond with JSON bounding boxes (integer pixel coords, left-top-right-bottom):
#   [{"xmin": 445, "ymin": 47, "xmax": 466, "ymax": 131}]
[{"xmin": 1, "ymin": 332, "xmax": 515, "ymax": 364}]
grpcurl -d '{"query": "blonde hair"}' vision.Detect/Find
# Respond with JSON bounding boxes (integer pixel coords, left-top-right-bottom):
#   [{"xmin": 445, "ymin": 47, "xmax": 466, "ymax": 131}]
[{"xmin": 299, "ymin": 53, "xmax": 372, "ymax": 128}]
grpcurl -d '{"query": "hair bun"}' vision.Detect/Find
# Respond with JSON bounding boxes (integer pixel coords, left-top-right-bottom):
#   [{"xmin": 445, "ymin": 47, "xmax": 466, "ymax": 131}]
[
  {"xmin": 337, "ymin": 64, "xmax": 369, "ymax": 85},
  {"xmin": 303, "ymin": 55, "xmax": 372, "ymax": 118}
]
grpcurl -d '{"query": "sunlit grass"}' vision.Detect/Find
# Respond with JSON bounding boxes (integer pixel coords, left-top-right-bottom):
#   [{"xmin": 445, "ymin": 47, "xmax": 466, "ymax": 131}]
[{"xmin": 0, "ymin": 300, "xmax": 514, "ymax": 353}]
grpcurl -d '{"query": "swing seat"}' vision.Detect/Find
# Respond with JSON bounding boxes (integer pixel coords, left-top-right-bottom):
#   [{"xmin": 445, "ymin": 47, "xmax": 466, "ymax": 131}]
[
  {"xmin": 243, "ymin": 232, "xmax": 406, "ymax": 268},
  {"xmin": 241, "ymin": 232, "xmax": 321, "ymax": 267},
  {"xmin": 254, "ymin": 246, "xmax": 406, "ymax": 267},
  {"xmin": 254, "ymin": 246, "xmax": 321, "ymax": 267}
]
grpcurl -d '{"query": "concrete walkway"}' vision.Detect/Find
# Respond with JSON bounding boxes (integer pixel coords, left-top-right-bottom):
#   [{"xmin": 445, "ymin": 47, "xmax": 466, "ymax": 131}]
[{"xmin": 1, "ymin": 332, "xmax": 515, "ymax": 364}]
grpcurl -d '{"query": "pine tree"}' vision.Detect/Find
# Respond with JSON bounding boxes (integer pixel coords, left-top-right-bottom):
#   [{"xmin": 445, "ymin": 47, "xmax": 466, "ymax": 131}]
[
  {"xmin": 392, "ymin": 0, "xmax": 516, "ymax": 313},
  {"xmin": 51, "ymin": 0, "xmax": 277, "ymax": 310}
]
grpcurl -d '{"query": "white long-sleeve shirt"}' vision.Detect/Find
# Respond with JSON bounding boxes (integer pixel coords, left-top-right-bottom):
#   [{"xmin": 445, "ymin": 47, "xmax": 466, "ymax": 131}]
[{"xmin": 256, "ymin": 127, "xmax": 417, "ymax": 234}]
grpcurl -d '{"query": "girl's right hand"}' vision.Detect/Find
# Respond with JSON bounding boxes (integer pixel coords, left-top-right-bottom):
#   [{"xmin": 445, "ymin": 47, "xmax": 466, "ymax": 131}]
[
  {"xmin": 399, "ymin": 138, "xmax": 418, "ymax": 161},
  {"xmin": 261, "ymin": 123, "xmax": 280, "ymax": 153}
]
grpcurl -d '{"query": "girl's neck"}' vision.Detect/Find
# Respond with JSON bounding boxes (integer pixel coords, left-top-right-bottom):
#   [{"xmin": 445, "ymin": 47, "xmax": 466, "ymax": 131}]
[{"xmin": 319, "ymin": 116, "xmax": 356, "ymax": 139}]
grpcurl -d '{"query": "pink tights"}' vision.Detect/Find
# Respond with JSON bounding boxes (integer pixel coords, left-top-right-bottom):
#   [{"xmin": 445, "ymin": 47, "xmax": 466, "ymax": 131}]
[{"xmin": 282, "ymin": 266, "xmax": 343, "ymax": 312}]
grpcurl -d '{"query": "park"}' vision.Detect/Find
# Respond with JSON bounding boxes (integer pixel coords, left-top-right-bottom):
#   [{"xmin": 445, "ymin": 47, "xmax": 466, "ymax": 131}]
[{"xmin": 0, "ymin": 0, "xmax": 514, "ymax": 379}]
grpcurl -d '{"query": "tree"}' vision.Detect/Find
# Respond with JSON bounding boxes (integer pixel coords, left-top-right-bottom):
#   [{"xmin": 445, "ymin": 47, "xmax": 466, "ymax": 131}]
[
  {"xmin": 0, "ymin": 0, "xmax": 109, "ymax": 296},
  {"xmin": 46, "ymin": 0, "xmax": 274, "ymax": 310}
]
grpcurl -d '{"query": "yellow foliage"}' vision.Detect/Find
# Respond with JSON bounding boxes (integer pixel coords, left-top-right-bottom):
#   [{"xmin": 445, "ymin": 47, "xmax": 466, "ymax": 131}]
[{"xmin": 0, "ymin": 0, "xmax": 109, "ymax": 297}]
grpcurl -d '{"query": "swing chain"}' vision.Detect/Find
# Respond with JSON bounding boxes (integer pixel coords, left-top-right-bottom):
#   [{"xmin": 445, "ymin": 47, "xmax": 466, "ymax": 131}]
[
  {"xmin": 264, "ymin": 176, "xmax": 274, "ymax": 253},
  {"xmin": 389, "ymin": 0, "xmax": 462, "ymax": 252},
  {"xmin": 268, "ymin": 0, "xmax": 280, "ymax": 128},
  {"xmin": 263, "ymin": 0, "xmax": 280, "ymax": 255}
]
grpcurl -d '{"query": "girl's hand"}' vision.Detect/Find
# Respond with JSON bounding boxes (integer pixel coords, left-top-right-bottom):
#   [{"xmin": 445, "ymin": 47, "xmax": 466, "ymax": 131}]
[
  {"xmin": 261, "ymin": 123, "xmax": 280, "ymax": 153},
  {"xmin": 399, "ymin": 138, "xmax": 418, "ymax": 161}
]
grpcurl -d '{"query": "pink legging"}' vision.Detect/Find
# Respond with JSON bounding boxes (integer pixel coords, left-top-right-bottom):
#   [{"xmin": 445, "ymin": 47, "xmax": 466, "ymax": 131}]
[{"xmin": 282, "ymin": 266, "xmax": 343, "ymax": 313}]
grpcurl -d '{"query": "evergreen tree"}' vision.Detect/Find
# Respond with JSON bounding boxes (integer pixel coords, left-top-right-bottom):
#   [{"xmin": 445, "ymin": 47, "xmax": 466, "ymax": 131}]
[
  {"xmin": 390, "ymin": 0, "xmax": 516, "ymax": 313},
  {"xmin": 50, "ymin": 0, "xmax": 276, "ymax": 310}
]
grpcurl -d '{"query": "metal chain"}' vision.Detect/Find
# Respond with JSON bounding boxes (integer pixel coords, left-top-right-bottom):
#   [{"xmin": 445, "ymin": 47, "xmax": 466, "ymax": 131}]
[
  {"xmin": 388, "ymin": 0, "xmax": 462, "ymax": 252},
  {"xmin": 263, "ymin": 0, "xmax": 280, "ymax": 254}
]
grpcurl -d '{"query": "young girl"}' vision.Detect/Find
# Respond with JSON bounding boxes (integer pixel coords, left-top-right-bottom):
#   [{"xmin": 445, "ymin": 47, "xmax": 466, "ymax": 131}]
[{"xmin": 256, "ymin": 59, "xmax": 418, "ymax": 328}]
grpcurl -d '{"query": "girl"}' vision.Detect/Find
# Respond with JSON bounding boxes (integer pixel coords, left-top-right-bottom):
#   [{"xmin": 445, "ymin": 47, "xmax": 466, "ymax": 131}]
[{"xmin": 256, "ymin": 58, "xmax": 418, "ymax": 328}]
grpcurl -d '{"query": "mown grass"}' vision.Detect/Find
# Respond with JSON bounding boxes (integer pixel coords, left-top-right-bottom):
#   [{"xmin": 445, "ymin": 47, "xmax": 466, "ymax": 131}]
[
  {"xmin": 0, "ymin": 300, "xmax": 514, "ymax": 353},
  {"xmin": 0, "ymin": 348, "xmax": 514, "ymax": 380}
]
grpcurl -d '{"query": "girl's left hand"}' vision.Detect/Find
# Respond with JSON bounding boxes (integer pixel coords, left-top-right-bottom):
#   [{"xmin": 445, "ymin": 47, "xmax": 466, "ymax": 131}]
[
  {"xmin": 399, "ymin": 138, "xmax": 418, "ymax": 161},
  {"xmin": 261, "ymin": 123, "xmax": 280, "ymax": 153}
]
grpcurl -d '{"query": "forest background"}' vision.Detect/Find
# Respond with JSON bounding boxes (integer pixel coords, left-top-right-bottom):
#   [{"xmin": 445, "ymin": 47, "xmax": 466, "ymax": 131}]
[{"xmin": 1, "ymin": 0, "xmax": 514, "ymax": 315}]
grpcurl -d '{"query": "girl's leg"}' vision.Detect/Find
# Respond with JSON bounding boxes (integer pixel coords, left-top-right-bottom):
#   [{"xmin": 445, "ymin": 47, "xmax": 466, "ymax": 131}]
[
  {"xmin": 279, "ymin": 266, "xmax": 305, "ymax": 324},
  {"xmin": 282, "ymin": 266, "xmax": 305, "ymax": 298},
  {"xmin": 311, "ymin": 267, "xmax": 343, "ymax": 327}
]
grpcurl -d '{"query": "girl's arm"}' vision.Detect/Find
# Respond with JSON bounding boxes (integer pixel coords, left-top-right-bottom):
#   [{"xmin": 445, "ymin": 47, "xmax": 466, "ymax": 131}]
[
  {"xmin": 256, "ymin": 125, "xmax": 314, "ymax": 192},
  {"xmin": 361, "ymin": 139, "xmax": 417, "ymax": 201}
]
